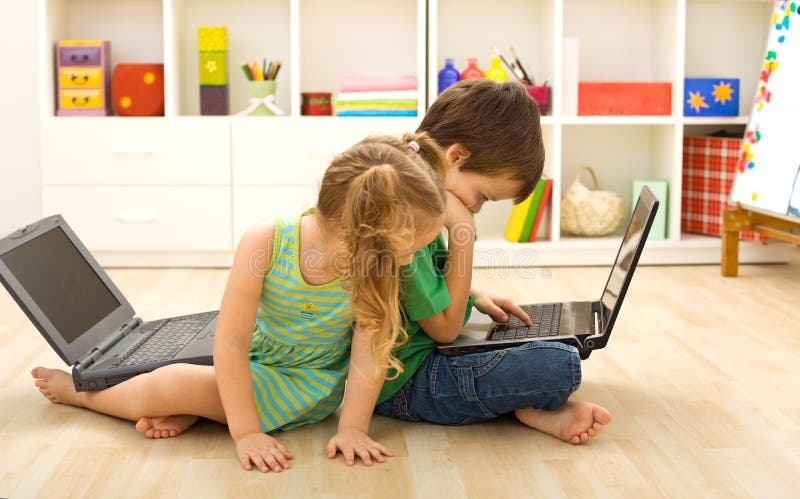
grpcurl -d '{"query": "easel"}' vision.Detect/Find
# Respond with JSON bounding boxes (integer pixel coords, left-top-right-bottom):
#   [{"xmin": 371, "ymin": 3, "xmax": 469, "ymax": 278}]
[{"xmin": 721, "ymin": 203, "xmax": 800, "ymax": 276}]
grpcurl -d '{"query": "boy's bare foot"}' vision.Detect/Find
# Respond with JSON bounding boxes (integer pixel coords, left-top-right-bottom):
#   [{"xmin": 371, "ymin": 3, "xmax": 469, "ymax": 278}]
[
  {"xmin": 135, "ymin": 415, "xmax": 199, "ymax": 438},
  {"xmin": 515, "ymin": 401, "xmax": 612, "ymax": 444},
  {"xmin": 31, "ymin": 367, "xmax": 84, "ymax": 407}
]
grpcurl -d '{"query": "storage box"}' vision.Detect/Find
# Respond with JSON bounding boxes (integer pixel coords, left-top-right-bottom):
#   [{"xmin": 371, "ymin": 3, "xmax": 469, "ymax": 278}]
[
  {"xmin": 56, "ymin": 40, "xmax": 111, "ymax": 116},
  {"xmin": 681, "ymin": 136, "xmax": 766, "ymax": 241},
  {"xmin": 683, "ymin": 78, "xmax": 739, "ymax": 116},
  {"xmin": 578, "ymin": 82, "xmax": 671, "ymax": 116},
  {"xmin": 632, "ymin": 180, "xmax": 668, "ymax": 240},
  {"xmin": 111, "ymin": 63, "xmax": 164, "ymax": 116}
]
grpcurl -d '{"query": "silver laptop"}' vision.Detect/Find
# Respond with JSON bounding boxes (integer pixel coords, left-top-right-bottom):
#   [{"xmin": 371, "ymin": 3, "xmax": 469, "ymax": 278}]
[
  {"xmin": 437, "ymin": 186, "xmax": 659, "ymax": 360},
  {"xmin": 0, "ymin": 215, "xmax": 218, "ymax": 391}
]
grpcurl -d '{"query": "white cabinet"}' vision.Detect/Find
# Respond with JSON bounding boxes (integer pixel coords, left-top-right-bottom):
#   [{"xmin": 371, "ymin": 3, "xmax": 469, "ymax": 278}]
[
  {"xmin": 43, "ymin": 186, "xmax": 232, "ymax": 251},
  {"xmin": 42, "ymin": 118, "xmax": 230, "ymax": 185},
  {"xmin": 36, "ymin": 0, "xmax": 791, "ymax": 266}
]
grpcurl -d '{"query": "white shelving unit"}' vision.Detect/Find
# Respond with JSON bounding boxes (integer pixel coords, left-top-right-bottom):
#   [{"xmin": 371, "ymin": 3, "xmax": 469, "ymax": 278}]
[{"xmin": 37, "ymin": 0, "xmax": 792, "ymax": 267}]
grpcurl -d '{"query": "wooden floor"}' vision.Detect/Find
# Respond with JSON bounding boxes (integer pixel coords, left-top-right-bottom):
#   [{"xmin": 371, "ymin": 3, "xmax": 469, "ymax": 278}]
[{"xmin": 1, "ymin": 251, "xmax": 799, "ymax": 498}]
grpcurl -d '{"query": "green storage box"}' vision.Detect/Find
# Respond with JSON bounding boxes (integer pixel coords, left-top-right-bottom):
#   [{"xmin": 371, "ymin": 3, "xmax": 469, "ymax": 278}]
[{"xmin": 199, "ymin": 52, "xmax": 227, "ymax": 85}]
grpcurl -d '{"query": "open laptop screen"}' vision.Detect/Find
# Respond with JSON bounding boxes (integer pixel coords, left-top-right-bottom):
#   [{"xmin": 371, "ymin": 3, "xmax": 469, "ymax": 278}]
[
  {"xmin": 600, "ymin": 195, "xmax": 652, "ymax": 312},
  {"xmin": 0, "ymin": 226, "xmax": 119, "ymax": 344}
]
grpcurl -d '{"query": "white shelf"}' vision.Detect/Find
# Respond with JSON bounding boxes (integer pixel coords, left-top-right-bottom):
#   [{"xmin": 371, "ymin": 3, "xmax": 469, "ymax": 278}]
[
  {"xmin": 560, "ymin": 116, "xmax": 677, "ymax": 126},
  {"xmin": 683, "ymin": 116, "xmax": 750, "ymax": 125},
  {"xmin": 36, "ymin": 0, "xmax": 788, "ymax": 267}
]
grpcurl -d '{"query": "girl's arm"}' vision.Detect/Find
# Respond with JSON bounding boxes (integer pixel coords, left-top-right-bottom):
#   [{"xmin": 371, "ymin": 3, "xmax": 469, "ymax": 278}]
[
  {"xmin": 326, "ymin": 327, "xmax": 393, "ymax": 466},
  {"xmin": 214, "ymin": 222, "xmax": 293, "ymax": 473}
]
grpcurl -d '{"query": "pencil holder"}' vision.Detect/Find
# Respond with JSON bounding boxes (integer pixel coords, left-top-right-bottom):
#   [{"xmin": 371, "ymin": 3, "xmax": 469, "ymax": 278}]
[
  {"xmin": 526, "ymin": 85, "xmax": 551, "ymax": 116},
  {"xmin": 236, "ymin": 80, "xmax": 284, "ymax": 117}
]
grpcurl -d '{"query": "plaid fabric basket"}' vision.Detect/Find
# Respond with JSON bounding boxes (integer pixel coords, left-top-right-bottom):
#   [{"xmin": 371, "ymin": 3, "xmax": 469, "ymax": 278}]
[{"xmin": 681, "ymin": 136, "xmax": 767, "ymax": 242}]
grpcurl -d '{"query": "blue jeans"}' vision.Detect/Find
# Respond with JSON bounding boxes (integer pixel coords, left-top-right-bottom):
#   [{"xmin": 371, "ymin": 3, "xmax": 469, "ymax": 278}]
[{"xmin": 375, "ymin": 341, "xmax": 581, "ymax": 425}]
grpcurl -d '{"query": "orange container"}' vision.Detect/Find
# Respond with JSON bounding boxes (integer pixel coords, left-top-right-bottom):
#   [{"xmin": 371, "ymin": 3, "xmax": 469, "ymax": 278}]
[{"xmin": 578, "ymin": 82, "xmax": 671, "ymax": 116}]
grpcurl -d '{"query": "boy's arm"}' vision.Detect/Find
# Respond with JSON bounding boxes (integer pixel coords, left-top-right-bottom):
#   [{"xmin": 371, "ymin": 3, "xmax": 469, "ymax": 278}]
[
  {"xmin": 415, "ymin": 192, "xmax": 475, "ymax": 343},
  {"xmin": 326, "ymin": 327, "xmax": 393, "ymax": 466}
]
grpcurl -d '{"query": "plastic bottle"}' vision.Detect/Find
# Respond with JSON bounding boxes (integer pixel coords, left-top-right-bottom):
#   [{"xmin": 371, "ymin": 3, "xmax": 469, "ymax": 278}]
[
  {"xmin": 485, "ymin": 56, "xmax": 508, "ymax": 82},
  {"xmin": 438, "ymin": 58, "xmax": 461, "ymax": 95},
  {"xmin": 460, "ymin": 57, "xmax": 484, "ymax": 80}
]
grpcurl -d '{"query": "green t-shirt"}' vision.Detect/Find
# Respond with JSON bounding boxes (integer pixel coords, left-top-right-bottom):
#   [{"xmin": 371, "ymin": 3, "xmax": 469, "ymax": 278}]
[{"xmin": 377, "ymin": 233, "xmax": 472, "ymax": 404}]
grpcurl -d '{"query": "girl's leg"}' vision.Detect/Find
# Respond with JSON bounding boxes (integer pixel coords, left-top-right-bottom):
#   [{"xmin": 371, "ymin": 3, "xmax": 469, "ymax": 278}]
[{"xmin": 31, "ymin": 363, "xmax": 227, "ymax": 425}]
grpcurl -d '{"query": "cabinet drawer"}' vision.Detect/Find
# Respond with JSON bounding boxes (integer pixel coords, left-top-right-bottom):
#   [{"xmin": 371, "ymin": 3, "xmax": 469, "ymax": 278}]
[
  {"xmin": 232, "ymin": 185, "xmax": 318, "ymax": 243},
  {"xmin": 43, "ymin": 186, "xmax": 232, "ymax": 251},
  {"xmin": 59, "ymin": 89, "xmax": 104, "ymax": 109},
  {"xmin": 59, "ymin": 45, "xmax": 101, "ymax": 67},
  {"xmin": 42, "ymin": 118, "xmax": 231, "ymax": 185},
  {"xmin": 232, "ymin": 117, "xmax": 420, "ymax": 185},
  {"xmin": 59, "ymin": 67, "xmax": 102, "ymax": 88}
]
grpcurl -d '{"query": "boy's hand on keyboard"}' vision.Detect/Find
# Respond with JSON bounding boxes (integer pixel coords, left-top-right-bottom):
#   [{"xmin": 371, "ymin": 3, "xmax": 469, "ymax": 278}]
[{"xmin": 472, "ymin": 289, "xmax": 532, "ymax": 326}]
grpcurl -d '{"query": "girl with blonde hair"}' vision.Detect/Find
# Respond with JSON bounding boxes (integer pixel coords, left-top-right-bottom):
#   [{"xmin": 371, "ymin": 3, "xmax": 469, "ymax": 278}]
[{"xmin": 31, "ymin": 133, "xmax": 447, "ymax": 473}]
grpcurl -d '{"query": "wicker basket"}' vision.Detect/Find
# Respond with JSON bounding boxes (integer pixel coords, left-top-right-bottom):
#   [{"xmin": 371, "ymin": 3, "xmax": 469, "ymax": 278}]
[{"xmin": 560, "ymin": 166, "xmax": 625, "ymax": 236}]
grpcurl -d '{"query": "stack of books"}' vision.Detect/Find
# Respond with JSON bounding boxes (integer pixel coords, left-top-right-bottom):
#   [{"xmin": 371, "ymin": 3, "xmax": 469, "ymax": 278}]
[
  {"xmin": 503, "ymin": 177, "xmax": 553, "ymax": 243},
  {"xmin": 334, "ymin": 75, "xmax": 418, "ymax": 117}
]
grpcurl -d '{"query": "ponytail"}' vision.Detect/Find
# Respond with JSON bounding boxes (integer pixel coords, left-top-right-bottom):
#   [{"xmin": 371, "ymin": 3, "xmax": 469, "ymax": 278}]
[{"xmin": 316, "ymin": 135, "xmax": 447, "ymax": 379}]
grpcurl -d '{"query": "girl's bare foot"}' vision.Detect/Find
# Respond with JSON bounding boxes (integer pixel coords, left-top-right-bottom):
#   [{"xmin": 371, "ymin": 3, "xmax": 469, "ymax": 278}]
[
  {"xmin": 135, "ymin": 415, "xmax": 199, "ymax": 438},
  {"xmin": 31, "ymin": 367, "xmax": 84, "ymax": 407},
  {"xmin": 515, "ymin": 401, "xmax": 612, "ymax": 444}
]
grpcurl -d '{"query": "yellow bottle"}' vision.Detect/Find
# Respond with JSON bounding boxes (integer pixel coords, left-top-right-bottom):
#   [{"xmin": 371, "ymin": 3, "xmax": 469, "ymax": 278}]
[{"xmin": 485, "ymin": 56, "xmax": 507, "ymax": 82}]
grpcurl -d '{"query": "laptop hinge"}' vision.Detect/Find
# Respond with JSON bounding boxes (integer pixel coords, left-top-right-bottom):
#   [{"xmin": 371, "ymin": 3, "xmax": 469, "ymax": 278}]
[{"xmin": 74, "ymin": 317, "xmax": 142, "ymax": 371}]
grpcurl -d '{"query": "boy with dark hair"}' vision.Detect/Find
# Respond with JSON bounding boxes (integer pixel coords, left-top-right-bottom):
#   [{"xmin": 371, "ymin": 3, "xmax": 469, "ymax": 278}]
[{"xmin": 373, "ymin": 79, "xmax": 611, "ymax": 446}]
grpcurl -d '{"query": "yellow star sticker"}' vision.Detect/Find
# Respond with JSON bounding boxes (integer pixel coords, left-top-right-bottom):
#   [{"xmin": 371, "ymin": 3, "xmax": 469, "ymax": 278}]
[
  {"xmin": 204, "ymin": 60, "xmax": 218, "ymax": 73},
  {"xmin": 302, "ymin": 303, "xmax": 317, "ymax": 312},
  {"xmin": 712, "ymin": 81, "xmax": 734, "ymax": 105},
  {"xmin": 687, "ymin": 91, "xmax": 709, "ymax": 113}
]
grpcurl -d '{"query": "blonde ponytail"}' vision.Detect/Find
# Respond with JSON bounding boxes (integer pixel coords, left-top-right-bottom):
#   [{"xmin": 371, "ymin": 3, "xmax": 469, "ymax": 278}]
[{"xmin": 316, "ymin": 135, "xmax": 446, "ymax": 379}]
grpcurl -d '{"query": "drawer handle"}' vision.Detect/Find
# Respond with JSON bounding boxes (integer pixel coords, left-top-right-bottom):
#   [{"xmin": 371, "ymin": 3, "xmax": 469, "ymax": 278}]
[
  {"xmin": 115, "ymin": 214, "xmax": 160, "ymax": 223},
  {"xmin": 113, "ymin": 146, "xmax": 158, "ymax": 155},
  {"xmin": 70, "ymin": 74, "xmax": 90, "ymax": 84}
]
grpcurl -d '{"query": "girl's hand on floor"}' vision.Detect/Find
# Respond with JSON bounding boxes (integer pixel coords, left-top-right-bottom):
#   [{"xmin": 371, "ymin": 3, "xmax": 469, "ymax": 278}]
[
  {"xmin": 235, "ymin": 432, "xmax": 293, "ymax": 473},
  {"xmin": 472, "ymin": 289, "xmax": 532, "ymax": 326},
  {"xmin": 326, "ymin": 428, "xmax": 393, "ymax": 466}
]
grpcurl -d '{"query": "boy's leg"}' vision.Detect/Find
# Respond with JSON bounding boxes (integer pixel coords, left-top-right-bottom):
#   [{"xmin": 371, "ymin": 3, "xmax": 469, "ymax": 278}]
[
  {"xmin": 31, "ymin": 363, "xmax": 226, "ymax": 424},
  {"xmin": 374, "ymin": 341, "xmax": 610, "ymax": 443}
]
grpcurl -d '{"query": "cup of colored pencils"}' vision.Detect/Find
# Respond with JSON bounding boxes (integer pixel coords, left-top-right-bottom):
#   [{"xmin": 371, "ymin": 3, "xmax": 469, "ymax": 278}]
[{"xmin": 239, "ymin": 58, "xmax": 283, "ymax": 116}]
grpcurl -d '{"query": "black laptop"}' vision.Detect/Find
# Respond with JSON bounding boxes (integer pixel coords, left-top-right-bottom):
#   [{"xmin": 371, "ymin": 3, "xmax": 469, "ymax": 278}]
[
  {"xmin": 0, "ymin": 215, "xmax": 218, "ymax": 391},
  {"xmin": 437, "ymin": 186, "xmax": 659, "ymax": 360}
]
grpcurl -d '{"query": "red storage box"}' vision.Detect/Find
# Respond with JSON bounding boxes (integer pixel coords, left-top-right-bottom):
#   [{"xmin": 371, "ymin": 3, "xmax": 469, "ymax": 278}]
[
  {"xmin": 681, "ymin": 136, "xmax": 766, "ymax": 242},
  {"xmin": 578, "ymin": 82, "xmax": 671, "ymax": 115},
  {"xmin": 111, "ymin": 63, "xmax": 164, "ymax": 116}
]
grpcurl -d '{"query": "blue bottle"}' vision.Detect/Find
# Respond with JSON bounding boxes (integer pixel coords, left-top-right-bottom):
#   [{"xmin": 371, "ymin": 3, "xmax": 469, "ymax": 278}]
[{"xmin": 438, "ymin": 58, "xmax": 460, "ymax": 95}]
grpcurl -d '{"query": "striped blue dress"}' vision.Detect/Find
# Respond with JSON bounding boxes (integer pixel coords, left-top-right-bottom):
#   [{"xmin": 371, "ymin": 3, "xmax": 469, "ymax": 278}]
[{"xmin": 248, "ymin": 216, "xmax": 353, "ymax": 432}]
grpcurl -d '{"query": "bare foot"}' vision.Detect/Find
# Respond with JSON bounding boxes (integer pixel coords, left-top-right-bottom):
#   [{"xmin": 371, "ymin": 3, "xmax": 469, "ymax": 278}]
[
  {"xmin": 515, "ymin": 401, "xmax": 612, "ymax": 445},
  {"xmin": 135, "ymin": 415, "xmax": 199, "ymax": 439},
  {"xmin": 31, "ymin": 367, "xmax": 84, "ymax": 407}
]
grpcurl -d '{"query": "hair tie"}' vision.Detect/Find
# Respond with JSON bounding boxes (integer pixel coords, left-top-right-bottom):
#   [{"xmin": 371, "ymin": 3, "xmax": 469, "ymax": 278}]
[{"xmin": 408, "ymin": 140, "xmax": 420, "ymax": 153}]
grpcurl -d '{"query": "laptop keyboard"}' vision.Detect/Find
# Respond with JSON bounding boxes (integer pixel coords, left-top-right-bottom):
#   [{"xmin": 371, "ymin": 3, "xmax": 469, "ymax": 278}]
[
  {"xmin": 110, "ymin": 311, "xmax": 216, "ymax": 368},
  {"xmin": 487, "ymin": 303, "xmax": 562, "ymax": 341}
]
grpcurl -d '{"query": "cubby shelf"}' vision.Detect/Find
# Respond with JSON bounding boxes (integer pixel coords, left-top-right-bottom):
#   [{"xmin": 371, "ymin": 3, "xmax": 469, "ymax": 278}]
[{"xmin": 37, "ymin": 0, "xmax": 791, "ymax": 267}]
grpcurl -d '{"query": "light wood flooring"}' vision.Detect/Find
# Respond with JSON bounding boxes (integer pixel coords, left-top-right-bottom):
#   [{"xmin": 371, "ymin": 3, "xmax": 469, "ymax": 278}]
[{"xmin": 1, "ymin": 252, "xmax": 799, "ymax": 498}]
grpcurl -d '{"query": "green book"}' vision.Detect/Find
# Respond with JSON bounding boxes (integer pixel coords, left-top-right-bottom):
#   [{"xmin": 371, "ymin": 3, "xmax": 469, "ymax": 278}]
[
  {"xmin": 632, "ymin": 179, "xmax": 668, "ymax": 240},
  {"xmin": 519, "ymin": 178, "xmax": 546, "ymax": 242}
]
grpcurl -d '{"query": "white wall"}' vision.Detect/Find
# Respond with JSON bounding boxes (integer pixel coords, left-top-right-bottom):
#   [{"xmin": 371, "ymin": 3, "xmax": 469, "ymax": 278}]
[{"xmin": 0, "ymin": 0, "xmax": 42, "ymax": 235}]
